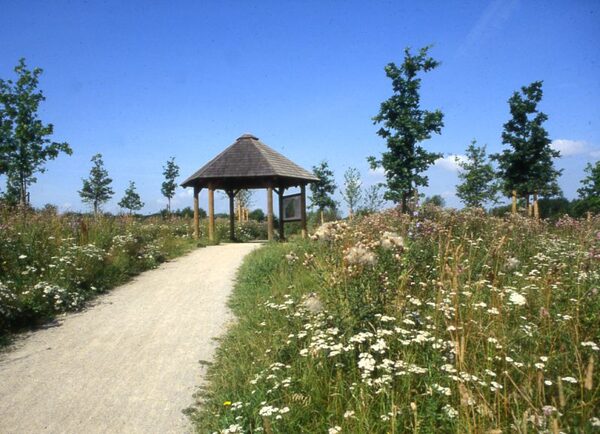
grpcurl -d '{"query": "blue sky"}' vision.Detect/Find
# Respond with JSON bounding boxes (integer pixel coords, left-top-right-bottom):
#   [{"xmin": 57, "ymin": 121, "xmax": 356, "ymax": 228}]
[{"xmin": 0, "ymin": 0, "xmax": 598, "ymax": 214}]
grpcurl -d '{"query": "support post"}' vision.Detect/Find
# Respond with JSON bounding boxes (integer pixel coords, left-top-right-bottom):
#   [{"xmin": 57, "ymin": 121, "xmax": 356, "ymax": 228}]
[
  {"xmin": 267, "ymin": 187, "xmax": 274, "ymax": 241},
  {"xmin": 193, "ymin": 185, "xmax": 200, "ymax": 239},
  {"xmin": 300, "ymin": 184, "xmax": 307, "ymax": 238},
  {"xmin": 533, "ymin": 192, "xmax": 539, "ymax": 219},
  {"xmin": 278, "ymin": 187, "xmax": 285, "ymax": 241},
  {"xmin": 208, "ymin": 187, "xmax": 215, "ymax": 242},
  {"xmin": 511, "ymin": 190, "xmax": 517, "ymax": 215},
  {"xmin": 228, "ymin": 190, "xmax": 235, "ymax": 241}
]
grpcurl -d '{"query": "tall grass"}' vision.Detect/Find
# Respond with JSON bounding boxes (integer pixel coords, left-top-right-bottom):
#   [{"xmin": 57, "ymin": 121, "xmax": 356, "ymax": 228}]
[
  {"xmin": 0, "ymin": 207, "xmax": 199, "ymax": 337},
  {"xmin": 190, "ymin": 207, "xmax": 600, "ymax": 433}
]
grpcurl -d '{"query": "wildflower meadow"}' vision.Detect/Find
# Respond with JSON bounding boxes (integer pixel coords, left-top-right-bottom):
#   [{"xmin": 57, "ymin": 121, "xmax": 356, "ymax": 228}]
[{"xmin": 190, "ymin": 207, "xmax": 600, "ymax": 433}]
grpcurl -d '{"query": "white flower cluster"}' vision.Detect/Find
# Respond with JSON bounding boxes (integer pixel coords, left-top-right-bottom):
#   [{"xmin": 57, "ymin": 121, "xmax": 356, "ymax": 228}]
[
  {"xmin": 311, "ymin": 221, "xmax": 348, "ymax": 242},
  {"xmin": 380, "ymin": 231, "xmax": 404, "ymax": 250},
  {"xmin": 344, "ymin": 244, "xmax": 377, "ymax": 267}
]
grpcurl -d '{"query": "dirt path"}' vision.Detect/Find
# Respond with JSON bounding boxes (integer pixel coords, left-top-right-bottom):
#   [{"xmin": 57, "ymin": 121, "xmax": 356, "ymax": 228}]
[{"xmin": 0, "ymin": 243, "xmax": 261, "ymax": 434}]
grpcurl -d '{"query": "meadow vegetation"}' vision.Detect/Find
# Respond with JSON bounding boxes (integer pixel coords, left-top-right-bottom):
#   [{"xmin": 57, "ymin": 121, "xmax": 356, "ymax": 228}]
[
  {"xmin": 0, "ymin": 206, "xmax": 269, "ymax": 340},
  {"xmin": 190, "ymin": 207, "xmax": 600, "ymax": 433}
]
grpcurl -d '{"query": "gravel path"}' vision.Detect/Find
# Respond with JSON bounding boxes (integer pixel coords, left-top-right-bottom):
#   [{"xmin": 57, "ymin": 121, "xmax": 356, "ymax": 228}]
[{"xmin": 0, "ymin": 243, "xmax": 261, "ymax": 434}]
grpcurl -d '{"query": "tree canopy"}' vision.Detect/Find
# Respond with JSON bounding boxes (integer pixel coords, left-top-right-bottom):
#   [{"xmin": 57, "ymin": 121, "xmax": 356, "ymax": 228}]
[
  {"xmin": 368, "ymin": 46, "xmax": 443, "ymax": 211},
  {"xmin": 341, "ymin": 167, "xmax": 362, "ymax": 218},
  {"xmin": 118, "ymin": 181, "xmax": 144, "ymax": 214},
  {"xmin": 79, "ymin": 154, "xmax": 114, "ymax": 215},
  {"xmin": 309, "ymin": 160, "xmax": 337, "ymax": 213},
  {"xmin": 455, "ymin": 141, "xmax": 498, "ymax": 208},
  {"xmin": 492, "ymin": 81, "xmax": 561, "ymax": 200},
  {"xmin": 576, "ymin": 161, "xmax": 600, "ymax": 214},
  {"xmin": 161, "ymin": 157, "xmax": 179, "ymax": 212},
  {"xmin": 0, "ymin": 58, "xmax": 72, "ymax": 206}
]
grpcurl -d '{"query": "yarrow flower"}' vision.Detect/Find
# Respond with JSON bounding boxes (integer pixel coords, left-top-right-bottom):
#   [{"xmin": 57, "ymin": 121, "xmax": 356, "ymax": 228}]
[{"xmin": 508, "ymin": 291, "xmax": 527, "ymax": 306}]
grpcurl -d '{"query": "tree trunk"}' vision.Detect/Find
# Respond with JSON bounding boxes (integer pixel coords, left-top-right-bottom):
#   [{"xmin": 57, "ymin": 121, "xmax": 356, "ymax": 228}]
[{"xmin": 511, "ymin": 190, "xmax": 517, "ymax": 214}]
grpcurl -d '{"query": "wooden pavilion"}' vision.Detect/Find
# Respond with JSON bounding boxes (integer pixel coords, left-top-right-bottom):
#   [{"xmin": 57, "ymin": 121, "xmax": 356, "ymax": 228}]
[{"xmin": 181, "ymin": 133, "xmax": 319, "ymax": 241}]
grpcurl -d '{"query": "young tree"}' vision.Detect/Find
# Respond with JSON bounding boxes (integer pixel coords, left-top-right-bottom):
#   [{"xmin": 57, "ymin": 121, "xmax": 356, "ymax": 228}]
[
  {"xmin": 161, "ymin": 157, "xmax": 179, "ymax": 213},
  {"xmin": 118, "ymin": 181, "xmax": 144, "ymax": 215},
  {"xmin": 0, "ymin": 58, "xmax": 72, "ymax": 206},
  {"xmin": 341, "ymin": 167, "xmax": 362, "ymax": 219},
  {"xmin": 576, "ymin": 161, "xmax": 600, "ymax": 214},
  {"xmin": 456, "ymin": 140, "xmax": 498, "ymax": 208},
  {"xmin": 368, "ymin": 46, "xmax": 444, "ymax": 212},
  {"xmin": 423, "ymin": 194, "xmax": 446, "ymax": 207},
  {"xmin": 492, "ymin": 81, "xmax": 562, "ymax": 212},
  {"xmin": 79, "ymin": 154, "xmax": 114, "ymax": 216},
  {"xmin": 361, "ymin": 184, "xmax": 385, "ymax": 214},
  {"xmin": 310, "ymin": 161, "xmax": 337, "ymax": 223}
]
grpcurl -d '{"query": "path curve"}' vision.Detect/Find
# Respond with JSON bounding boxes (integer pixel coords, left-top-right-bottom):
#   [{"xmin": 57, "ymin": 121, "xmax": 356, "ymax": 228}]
[{"xmin": 0, "ymin": 243, "xmax": 260, "ymax": 434}]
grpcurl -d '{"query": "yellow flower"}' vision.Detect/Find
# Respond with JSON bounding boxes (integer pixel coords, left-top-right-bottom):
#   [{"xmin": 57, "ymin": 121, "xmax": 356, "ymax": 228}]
[{"xmin": 223, "ymin": 401, "xmax": 232, "ymax": 406}]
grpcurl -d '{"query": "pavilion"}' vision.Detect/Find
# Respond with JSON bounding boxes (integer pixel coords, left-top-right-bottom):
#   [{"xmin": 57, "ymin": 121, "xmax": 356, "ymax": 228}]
[{"xmin": 181, "ymin": 133, "xmax": 319, "ymax": 241}]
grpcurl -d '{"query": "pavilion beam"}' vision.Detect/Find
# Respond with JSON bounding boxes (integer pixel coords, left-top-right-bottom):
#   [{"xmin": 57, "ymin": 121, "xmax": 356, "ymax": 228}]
[
  {"xmin": 267, "ymin": 187, "xmax": 274, "ymax": 241},
  {"xmin": 300, "ymin": 184, "xmax": 307, "ymax": 239},
  {"xmin": 227, "ymin": 190, "xmax": 235, "ymax": 241},
  {"xmin": 208, "ymin": 187, "xmax": 215, "ymax": 242},
  {"xmin": 278, "ymin": 187, "xmax": 285, "ymax": 241},
  {"xmin": 193, "ymin": 185, "xmax": 201, "ymax": 239}
]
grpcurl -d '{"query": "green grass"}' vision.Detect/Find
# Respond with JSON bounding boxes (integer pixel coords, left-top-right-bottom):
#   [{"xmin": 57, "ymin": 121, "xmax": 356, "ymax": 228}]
[
  {"xmin": 190, "ymin": 208, "xmax": 600, "ymax": 433},
  {"xmin": 0, "ymin": 209, "xmax": 200, "ymax": 337}
]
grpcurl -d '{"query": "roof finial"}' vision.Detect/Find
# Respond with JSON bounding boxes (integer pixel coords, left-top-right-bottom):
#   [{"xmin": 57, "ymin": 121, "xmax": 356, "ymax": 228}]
[{"xmin": 238, "ymin": 133, "xmax": 258, "ymax": 140}]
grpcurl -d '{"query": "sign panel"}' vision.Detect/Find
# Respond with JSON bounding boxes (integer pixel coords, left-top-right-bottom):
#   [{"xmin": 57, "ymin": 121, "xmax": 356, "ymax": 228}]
[{"xmin": 282, "ymin": 193, "xmax": 302, "ymax": 222}]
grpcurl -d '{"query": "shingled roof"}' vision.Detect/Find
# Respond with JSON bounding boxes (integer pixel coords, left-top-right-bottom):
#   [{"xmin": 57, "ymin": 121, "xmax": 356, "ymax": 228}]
[{"xmin": 181, "ymin": 134, "xmax": 319, "ymax": 190}]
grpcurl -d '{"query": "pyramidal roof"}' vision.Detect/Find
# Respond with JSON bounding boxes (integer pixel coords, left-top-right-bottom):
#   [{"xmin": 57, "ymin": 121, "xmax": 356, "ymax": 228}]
[{"xmin": 181, "ymin": 134, "xmax": 318, "ymax": 189}]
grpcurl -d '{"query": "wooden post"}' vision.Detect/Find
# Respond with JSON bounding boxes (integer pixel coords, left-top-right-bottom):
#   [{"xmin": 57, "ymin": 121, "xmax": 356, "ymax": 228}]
[
  {"xmin": 228, "ymin": 191, "xmax": 235, "ymax": 241},
  {"xmin": 320, "ymin": 210, "xmax": 324, "ymax": 225},
  {"xmin": 193, "ymin": 185, "xmax": 200, "ymax": 239},
  {"xmin": 267, "ymin": 187, "xmax": 274, "ymax": 241},
  {"xmin": 208, "ymin": 187, "xmax": 215, "ymax": 242},
  {"xmin": 533, "ymin": 192, "xmax": 539, "ymax": 219},
  {"xmin": 278, "ymin": 188, "xmax": 285, "ymax": 241},
  {"xmin": 511, "ymin": 190, "xmax": 517, "ymax": 215},
  {"xmin": 300, "ymin": 184, "xmax": 307, "ymax": 238}
]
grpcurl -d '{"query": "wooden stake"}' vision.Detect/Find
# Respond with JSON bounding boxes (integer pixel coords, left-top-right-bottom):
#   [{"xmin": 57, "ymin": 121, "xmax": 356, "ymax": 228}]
[
  {"xmin": 300, "ymin": 184, "xmax": 307, "ymax": 238},
  {"xmin": 208, "ymin": 187, "xmax": 215, "ymax": 242},
  {"xmin": 512, "ymin": 190, "xmax": 517, "ymax": 214},
  {"xmin": 278, "ymin": 188, "xmax": 285, "ymax": 241},
  {"xmin": 228, "ymin": 191, "xmax": 235, "ymax": 241},
  {"xmin": 320, "ymin": 210, "xmax": 324, "ymax": 225},
  {"xmin": 267, "ymin": 187, "xmax": 274, "ymax": 241},
  {"xmin": 193, "ymin": 185, "xmax": 200, "ymax": 239},
  {"xmin": 533, "ymin": 192, "xmax": 539, "ymax": 219}
]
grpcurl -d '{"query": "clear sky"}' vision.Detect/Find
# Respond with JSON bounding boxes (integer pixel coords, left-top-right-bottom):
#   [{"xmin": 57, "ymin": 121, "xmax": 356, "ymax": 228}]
[{"xmin": 0, "ymin": 0, "xmax": 598, "ymax": 214}]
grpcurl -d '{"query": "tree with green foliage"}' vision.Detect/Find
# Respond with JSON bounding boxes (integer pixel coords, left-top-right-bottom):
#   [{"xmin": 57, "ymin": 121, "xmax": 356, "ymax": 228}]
[
  {"xmin": 161, "ymin": 157, "xmax": 179, "ymax": 212},
  {"xmin": 360, "ymin": 184, "xmax": 385, "ymax": 214},
  {"xmin": 492, "ymin": 81, "xmax": 561, "ymax": 208},
  {"xmin": 79, "ymin": 154, "xmax": 114, "ymax": 216},
  {"xmin": 341, "ymin": 167, "xmax": 362, "ymax": 219},
  {"xmin": 0, "ymin": 58, "xmax": 72, "ymax": 206},
  {"xmin": 309, "ymin": 161, "xmax": 337, "ymax": 221},
  {"xmin": 456, "ymin": 140, "xmax": 498, "ymax": 208},
  {"xmin": 576, "ymin": 161, "xmax": 600, "ymax": 214},
  {"xmin": 118, "ymin": 181, "xmax": 144, "ymax": 214},
  {"xmin": 423, "ymin": 194, "xmax": 445, "ymax": 207},
  {"xmin": 368, "ymin": 46, "xmax": 444, "ymax": 211},
  {"xmin": 249, "ymin": 208, "xmax": 265, "ymax": 222}
]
